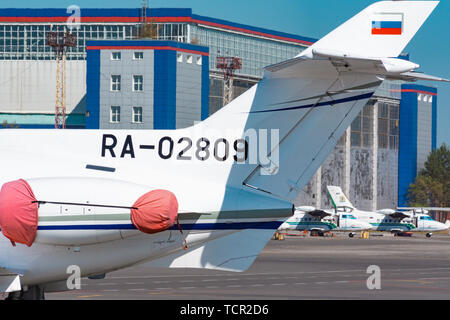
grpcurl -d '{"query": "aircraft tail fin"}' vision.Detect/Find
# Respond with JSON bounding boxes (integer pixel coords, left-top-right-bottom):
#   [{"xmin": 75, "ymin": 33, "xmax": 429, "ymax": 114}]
[
  {"xmin": 327, "ymin": 186, "xmax": 355, "ymax": 210},
  {"xmin": 301, "ymin": 1, "xmax": 439, "ymax": 59},
  {"xmin": 197, "ymin": 1, "xmax": 442, "ymax": 202}
]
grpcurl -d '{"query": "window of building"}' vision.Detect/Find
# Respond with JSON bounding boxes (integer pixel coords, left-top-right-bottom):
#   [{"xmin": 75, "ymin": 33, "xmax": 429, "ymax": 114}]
[
  {"xmin": 132, "ymin": 107, "xmax": 143, "ymax": 123},
  {"xmin": 378, "ymin": 102, "xmax": 399, "ymax": 150},
  {"xmin": 351, "ymin": 132, "xmax": 361, "ymax": 146},
  {"xmin": 389, "ymin": 135, "xmax": 398, "ymax": 150},
  {"xmin": 133, "ymin": 75, "xmax": 143, "ymax": 92},
  {"xmin": 389, "ymin": 104, "xmax": 399, "ymax": 119},
  {"xmin": 110, "ymin": 106, "xmax": 121, "ymax": 123},
  {"xmin": 111, "ymin": 51, "xmax": 121, "ymax": 60},
  {"xmin": 378, "ymin": 134, "xmax": 388, "ymax": 149},
  {"xmin": 186, "ymin": 55, "xmax": 193, "ymax": 63},
  {"xmin": 110, "ymin": 75, "xmax": 121, "ymax": 91},
  {"xmin": 379, "ymin": 102, "xmax": 389, "ymax": 118},
  {"xmin": 134, "ymin": 51, "xmax": 144, "ymax": 60},
  {"xmin": 351, "ymin": 101, "xmax": 373, "ymax": 147},
  {"xmin": 196, "ymin": 56, "xmax": 202, "ymax": 65},
  {"xmin": 177, "ymin": 53, "xmax": 183, "ymax": 62}
]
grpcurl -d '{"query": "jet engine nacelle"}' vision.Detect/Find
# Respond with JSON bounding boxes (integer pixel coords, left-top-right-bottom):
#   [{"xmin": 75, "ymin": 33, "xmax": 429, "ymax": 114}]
[
  {"xmin": 296, "ymin": 206, "xmax": 316, "ymax": 213},
  {"xmin": 0, "ymin": 178, "xmax": 178, "ymax": 247},
  {"xmin": 376, "ymin": 208, "xmax": 396, "ymax": 215}
]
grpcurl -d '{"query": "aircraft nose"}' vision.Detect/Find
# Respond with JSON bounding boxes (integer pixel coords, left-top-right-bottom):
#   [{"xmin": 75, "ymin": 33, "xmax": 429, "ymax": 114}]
[{"xmin": 435, "ymin": 222, "xmax": 449, "ymax": 231}]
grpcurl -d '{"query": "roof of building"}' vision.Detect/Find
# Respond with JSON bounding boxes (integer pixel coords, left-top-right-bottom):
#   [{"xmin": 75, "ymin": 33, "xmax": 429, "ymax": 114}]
[{"xmin": 0, "ymin": 8, "xmax": 316, "ymax": 46}]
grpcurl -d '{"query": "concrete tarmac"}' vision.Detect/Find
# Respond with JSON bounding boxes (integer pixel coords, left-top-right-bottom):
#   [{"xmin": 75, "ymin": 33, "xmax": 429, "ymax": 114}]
[{"xmin": 46, "ymin": 232, "xmax": 450, "ymax": 300}]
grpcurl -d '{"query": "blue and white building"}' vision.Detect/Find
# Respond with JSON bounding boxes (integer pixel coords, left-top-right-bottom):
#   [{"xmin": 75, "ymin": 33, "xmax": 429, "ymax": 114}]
[
  {"xmin": 85, "ymin": 40, "xmax": 209, "ymax": 129},
  {"xmin": 398, "ymin": 84, "xmax": 437, "ymax": 207}
]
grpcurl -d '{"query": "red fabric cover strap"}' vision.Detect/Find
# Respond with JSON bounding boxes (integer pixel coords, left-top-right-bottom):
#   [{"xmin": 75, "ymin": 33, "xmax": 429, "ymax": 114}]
[
  {"xmin": 130, "ymin": 189, "xmax": 178, "ymax": 234},
  {"xmin": 0, "ymin": 179, "xmax": 39, "ymax": 247}
]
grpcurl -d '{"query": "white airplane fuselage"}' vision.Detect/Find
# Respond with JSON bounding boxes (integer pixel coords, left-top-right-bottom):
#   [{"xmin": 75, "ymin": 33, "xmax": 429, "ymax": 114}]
[
  {"xmin": 349, "ymin": 209, "xmax": 448, "ymax": 233},
  {"xmin": 279, "ymin": 210, "xmax": 372, "ymax": 233},
  {"xmin": 0, "ymin": 127, "xmax": 294, "ymax": 287}
]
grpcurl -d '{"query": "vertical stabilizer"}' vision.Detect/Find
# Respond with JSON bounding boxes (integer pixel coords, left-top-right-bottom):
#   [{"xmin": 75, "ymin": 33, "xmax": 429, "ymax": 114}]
[
  {"xmin": 301, "ymin": 1, "xmax": 439, "ymax": 58},
  {"xmin": 327, "ymin": 186, "xmax": 355, "ymax": 209}
]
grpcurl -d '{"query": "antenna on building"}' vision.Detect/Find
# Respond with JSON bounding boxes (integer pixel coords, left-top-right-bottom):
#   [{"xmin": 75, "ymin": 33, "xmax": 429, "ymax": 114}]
[
  {"xmin": 139, "ymin": 0, "xmax": 157, "ymax": 39},
  {"xmin": 46, "ymin": 27, "xmax": 77, "ymax": 129},
  {"xmin": 216, "ymin": 56, "xmax": 242, "ymax": 106},
  {"xmin": 141, "ymin": 0, "xmax": 148, "ymax": 24}
]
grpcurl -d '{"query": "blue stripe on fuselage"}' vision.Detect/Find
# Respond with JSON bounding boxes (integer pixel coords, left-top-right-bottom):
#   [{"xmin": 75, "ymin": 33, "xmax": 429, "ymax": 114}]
[{"xmin": 37, "ymin": 221, "xmax": 283, "ymax": 231}]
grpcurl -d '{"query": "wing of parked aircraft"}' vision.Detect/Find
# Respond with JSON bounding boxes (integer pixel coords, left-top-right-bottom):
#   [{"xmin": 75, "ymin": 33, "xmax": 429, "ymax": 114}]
[
  {"xmin": 377, "ymin": 209, "xmax": 411, "ymax": 220},
  {"xmin": 398, "ymin": 207, "xmax": 450, "ymax": 212},
  {"xmin": 296, "ymin": 206, "xmax": 332, "ymax": 220}
]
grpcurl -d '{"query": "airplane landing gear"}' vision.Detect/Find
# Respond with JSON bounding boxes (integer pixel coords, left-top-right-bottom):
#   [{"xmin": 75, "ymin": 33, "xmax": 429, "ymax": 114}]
[
  {"xmin": 426, "ymin": 233, "xmax": 433, "ymax": 238},
  {"xmin": 6, "ymin": 285, "xmax": 45, "ymax": 300},
  {"xmin": 348, "ymin": 232, "xmax": 355, "ymax": 238}
]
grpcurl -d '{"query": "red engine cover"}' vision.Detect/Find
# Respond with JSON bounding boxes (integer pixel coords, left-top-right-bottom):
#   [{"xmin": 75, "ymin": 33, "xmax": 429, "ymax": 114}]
[
  {"xmin": 0, "ymin": 179, "xmax": 39, "ymax": 247},
  {"xmin": 131, "ymin": 189, "xmax": 178, "ymax": 234}
]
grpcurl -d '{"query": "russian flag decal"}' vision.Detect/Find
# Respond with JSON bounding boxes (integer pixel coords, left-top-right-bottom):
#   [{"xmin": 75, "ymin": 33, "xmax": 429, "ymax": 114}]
[{"xmin": 371, "ymin": 13, "xmax": 403, "ymax": 35}]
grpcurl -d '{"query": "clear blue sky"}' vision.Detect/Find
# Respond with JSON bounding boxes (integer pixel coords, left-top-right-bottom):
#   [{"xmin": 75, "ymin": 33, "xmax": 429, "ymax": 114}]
[{"xmin": 2, "ymin": 0, "xmax": 449, "ymax": 145}]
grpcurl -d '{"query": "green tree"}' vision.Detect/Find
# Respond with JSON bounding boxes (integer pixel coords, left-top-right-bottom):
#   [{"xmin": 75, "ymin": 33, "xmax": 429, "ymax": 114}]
[
  {"xmin": 139, "ymin": 18, "xmax": 158, "ymax": 39},
  {"xmin": 407, "ymin": 144, "xmax": 450, "ymax": 207}
]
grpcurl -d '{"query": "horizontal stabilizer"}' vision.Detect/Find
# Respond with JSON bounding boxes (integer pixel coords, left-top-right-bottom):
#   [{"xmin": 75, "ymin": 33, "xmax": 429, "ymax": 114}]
[
  {"xmin": 143, "ymin": 228, "xmax": 276, "ymax": 272},
  {"xmin": 385, "ymin": 71, "xmax": 450, "ymax": 82},
  {"xmin": 264, "ymin": 56, "xmax": 307, "ymax": 73}
]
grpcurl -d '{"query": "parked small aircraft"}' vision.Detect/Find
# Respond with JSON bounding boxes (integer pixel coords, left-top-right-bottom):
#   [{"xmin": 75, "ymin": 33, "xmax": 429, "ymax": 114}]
[
  {"xmin": 278, "ymin": 206, "xmax": 372, "ymax": 237},
  {"xmin": 328, "ymin": 186, "xmax": 449, "ymax": 237}
]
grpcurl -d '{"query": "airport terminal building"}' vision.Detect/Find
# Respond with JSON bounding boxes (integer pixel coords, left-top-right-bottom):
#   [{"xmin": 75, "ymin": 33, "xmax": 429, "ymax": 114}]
[{"xmin": 0, "ymin": 8, "xmax": 438, "ymax": 212}]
